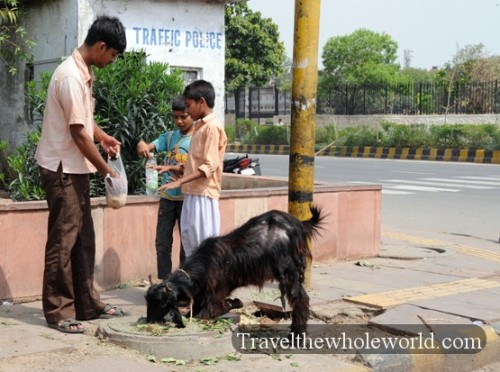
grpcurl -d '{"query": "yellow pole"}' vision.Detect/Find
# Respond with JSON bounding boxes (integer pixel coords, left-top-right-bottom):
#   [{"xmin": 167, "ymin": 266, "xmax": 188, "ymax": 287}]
[{"xmin": 289, "ymin": 0, "xmax": 321, "ymax": 289}]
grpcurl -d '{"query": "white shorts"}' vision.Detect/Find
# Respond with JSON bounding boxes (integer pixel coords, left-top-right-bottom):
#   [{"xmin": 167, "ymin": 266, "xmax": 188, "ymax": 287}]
[{"xmin": 180, "ymin": 194, "xmax": 220, "ymax": 257}]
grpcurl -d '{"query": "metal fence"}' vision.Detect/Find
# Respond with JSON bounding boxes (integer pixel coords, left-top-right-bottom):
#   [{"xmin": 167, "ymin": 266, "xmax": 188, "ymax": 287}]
[
  {"xmin": 317, "ymin": 80, "xmax": 500, "ymax": 115},
  {"xmin": 227, "ymin": 80, "xmax": 500, "ymax": 118}
]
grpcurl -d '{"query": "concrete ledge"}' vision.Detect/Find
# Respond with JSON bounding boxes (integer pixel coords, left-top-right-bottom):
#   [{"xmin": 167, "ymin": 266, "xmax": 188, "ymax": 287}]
[
  {"xmin": 226, "ymin": 144, "xmax": 500, "ymax": 164},
  {"xmin": 0, "ymin": 174, "xmax": 381, "ymax": 301}
]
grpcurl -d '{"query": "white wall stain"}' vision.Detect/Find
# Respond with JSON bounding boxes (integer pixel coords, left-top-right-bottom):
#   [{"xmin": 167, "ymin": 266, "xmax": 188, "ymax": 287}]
[{"xmin": 292, "ymin": 98, "xmax": 317, "ymax": 111}]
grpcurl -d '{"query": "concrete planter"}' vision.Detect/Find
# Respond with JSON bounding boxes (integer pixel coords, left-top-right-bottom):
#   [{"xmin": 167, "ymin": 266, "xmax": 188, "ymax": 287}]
[{"xmin": 0, "ymin": 174, "xmax": 381, "ymax": 301}]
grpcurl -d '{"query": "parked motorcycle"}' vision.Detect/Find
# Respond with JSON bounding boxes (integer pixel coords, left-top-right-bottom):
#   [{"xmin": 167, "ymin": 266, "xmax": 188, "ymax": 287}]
[{"xmin": 223, "ymin": 154, "xmax": 261, "ymax": 176}]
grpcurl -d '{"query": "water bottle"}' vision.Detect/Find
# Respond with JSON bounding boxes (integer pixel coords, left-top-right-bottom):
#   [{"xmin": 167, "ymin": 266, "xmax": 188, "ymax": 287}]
[{"xmin": 145, "ymin": 153, "xmax": 158, "ymax": 196}]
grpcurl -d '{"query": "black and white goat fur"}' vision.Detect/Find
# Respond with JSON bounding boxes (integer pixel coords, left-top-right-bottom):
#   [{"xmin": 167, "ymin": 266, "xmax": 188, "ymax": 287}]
[{"xmin": 145, "ymin": 205, "xmax": 324, "ymax": 334}]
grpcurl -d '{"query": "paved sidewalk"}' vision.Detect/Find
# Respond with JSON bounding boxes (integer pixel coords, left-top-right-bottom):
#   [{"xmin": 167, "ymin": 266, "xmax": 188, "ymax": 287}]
[{"xmin": 1, "ymin": 227, "xmax": 500, "ymax": 371}]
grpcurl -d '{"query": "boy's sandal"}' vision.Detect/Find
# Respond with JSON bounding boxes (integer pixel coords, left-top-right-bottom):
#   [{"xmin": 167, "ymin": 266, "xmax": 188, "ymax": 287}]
[
  {"xmin": 48, "ymin": 318, "xmax": 85, "ymax": 334},
  {"xmin": 99, "ymin": 304, "xmax": 128, "ymax": 319}
]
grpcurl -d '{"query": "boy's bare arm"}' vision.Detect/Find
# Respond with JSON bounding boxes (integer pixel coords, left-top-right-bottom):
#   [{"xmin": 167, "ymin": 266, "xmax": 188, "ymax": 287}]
[
  {"xmin": 94, "ymin": 123, "xmax": 121, "ymax": 157},
  {"xmin": 71, "ymin": 124, "xmax": 114, "ymax": 177},
  {"xmin": 136, "ymin": 140, "xmax": 155, "ymax": 158},
  {"xmin": 158, "ymin": 169, "xmax": 204, "ymax": 191}
]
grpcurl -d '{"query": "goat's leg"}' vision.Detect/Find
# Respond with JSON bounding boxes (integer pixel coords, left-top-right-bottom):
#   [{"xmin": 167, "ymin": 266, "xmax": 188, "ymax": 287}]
[
  {"xmin": 197, "ymin": 292, "xmax": 232, "ymax": 319},
  {"xmin": 172, "ymin": 307, "xmax": 185, "ymax": 328},
  {"xmin": 277, "ymin": 277, "xmax": 288, "ymax": 311},
  {"xmin": 286, "ymin": 271, "xmax": 310, "ymax": 336}
]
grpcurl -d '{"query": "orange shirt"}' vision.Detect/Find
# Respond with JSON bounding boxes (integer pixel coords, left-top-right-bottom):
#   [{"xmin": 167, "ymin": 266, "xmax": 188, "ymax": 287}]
[
  {"xmin": 182, "ymin": 113, "xmax": 227, "ymax": 199},
  {"xmin": 35, "ymin": 49, "xmax": 97, "ymax": 174}
]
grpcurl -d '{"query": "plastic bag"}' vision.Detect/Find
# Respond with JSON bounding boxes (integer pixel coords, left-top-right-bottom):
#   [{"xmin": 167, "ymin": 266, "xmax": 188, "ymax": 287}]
[{"xmin": 105, "ymin": 154, "xmax": 128, "ymax": 209}]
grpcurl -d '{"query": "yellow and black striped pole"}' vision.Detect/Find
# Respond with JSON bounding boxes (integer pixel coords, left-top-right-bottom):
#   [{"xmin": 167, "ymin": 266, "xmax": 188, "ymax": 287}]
[{"xmin": 289, "ymin": 0, "xmax": 321, "ymax": 288}]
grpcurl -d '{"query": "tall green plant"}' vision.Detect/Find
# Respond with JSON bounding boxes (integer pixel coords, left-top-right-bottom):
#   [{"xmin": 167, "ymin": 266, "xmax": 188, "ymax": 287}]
[
  {"xmin": 255, "ymin": 126, "xmax": 288, "ymax": 145},
  {"xmin": 8, "ymin": 130, "xmax": 44, "ymax": 201},
  {"xmin": 92, "ymin": 51, "xmax": 184, "ymax": 195},
  {"xmin": 0, "ymin": 0, "xmax": 35, "ymax": 75},
  {"xmin": 235, "ymin": 119, "xmax": 259, "ymax": 144},
  {"xmin": 12, "ymin": 51, "xmax": 184, "ymax": 200}
]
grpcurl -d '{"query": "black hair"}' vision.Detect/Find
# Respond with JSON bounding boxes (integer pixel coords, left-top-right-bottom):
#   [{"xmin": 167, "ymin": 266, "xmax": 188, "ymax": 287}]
[
  {"xmin": 84, "ymin": 15, "xmax": 127, "ymax": 54},
  {"xmin": 183, "ymin": 80, "xmax": 215, "ymax": 108},
  {"xmin": 172, "ymin": 95, "xmax": 186, "ymax": 111}
]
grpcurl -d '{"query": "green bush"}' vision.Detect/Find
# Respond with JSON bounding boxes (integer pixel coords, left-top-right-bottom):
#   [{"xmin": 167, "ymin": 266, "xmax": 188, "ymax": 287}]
[
  {"xmin": 9, "ymin": 51, "xmax": 184, "ymax": 200},
  {"xmin": 255, "ymin": 125, "xmax": 288, "ymax": 145},
  {"xmin": 336, "ymin": 126, "xmax": 380, "ymax": 147},
  {"xmin": 7, "ymin": 75, "xmax": 47, "ymax": 200},
  {"xmin": 224, "ymin": 124, "xmax": 236, "ymax": 143},
  {"xmin": 0, "ymin": 140, "xmax": 10, "ymax": 190},
  {"xmin": 235, "ymin": 119, "xmax": 259, "ymax": 144},
  {"xmin": 463, "ymin": 124, "xmax": 499, "ymax": 150},
  {"xmin": 92, "ymin": 52, "xmax": 184, "ymax": 195},
  {"xmin": 381, "ymin": 122, "xmax": 431, "ymax": 148},
  {"xmin": 429, "ymin": 124, "xmax": 468, "ymax": 149},
  {"xmin": 8, "ymin": 130, "xmax": 45, "ymax": 201},
  {"xmin": 316, "ymin": 124, "xmax": 337, "ymax": 145}
]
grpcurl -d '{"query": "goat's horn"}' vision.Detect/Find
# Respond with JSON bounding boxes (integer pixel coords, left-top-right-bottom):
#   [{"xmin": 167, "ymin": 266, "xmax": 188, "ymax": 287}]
[{"xmin": 166, "ymin": 282, "xmax": 174, "ymax": 291}]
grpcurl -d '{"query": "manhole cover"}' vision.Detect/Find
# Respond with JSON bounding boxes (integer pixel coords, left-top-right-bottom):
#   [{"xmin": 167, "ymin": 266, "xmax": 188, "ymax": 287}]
[
  {"xmin": 98, "ymin": 317, "xmax": 236, "ymax": 361},
  {"xmin": 379, "ymin": 244, "xmax": 448, "ymax": 260}
]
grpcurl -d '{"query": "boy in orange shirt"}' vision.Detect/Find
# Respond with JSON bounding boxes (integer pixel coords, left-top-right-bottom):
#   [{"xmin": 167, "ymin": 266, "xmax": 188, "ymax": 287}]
[{"xmin": 159, "ymin": 80, "xmax": 227, "ymax": 256}]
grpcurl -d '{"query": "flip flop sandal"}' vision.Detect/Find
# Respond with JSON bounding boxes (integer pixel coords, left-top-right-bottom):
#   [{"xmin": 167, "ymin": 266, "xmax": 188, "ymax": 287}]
[
  {"xmin": 99, "ymin": 304, "xmax": 128, "ymax": 319},
  {"xmin": 48, "ymin": 318, "xmax": 85, "ymax": 334}
]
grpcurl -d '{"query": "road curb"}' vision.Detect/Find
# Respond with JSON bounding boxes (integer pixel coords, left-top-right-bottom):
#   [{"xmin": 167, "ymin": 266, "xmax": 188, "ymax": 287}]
[
  {"xmin": 354, "ymin": 323, "xmax": 500, "ymax": 371},
  {"xmin": 226, "ymin": 144, "xmax": 500, "ymax": 164}
]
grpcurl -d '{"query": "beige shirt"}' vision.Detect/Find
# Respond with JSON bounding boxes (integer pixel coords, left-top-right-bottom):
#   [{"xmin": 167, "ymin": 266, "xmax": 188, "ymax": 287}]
[
  {"xmin": 182, "ymin": 113, "xmax": 227, "ymax": 199},
  {"xmin": 35, "ymin": 49, "xmax": 97, "ymax": 174}
]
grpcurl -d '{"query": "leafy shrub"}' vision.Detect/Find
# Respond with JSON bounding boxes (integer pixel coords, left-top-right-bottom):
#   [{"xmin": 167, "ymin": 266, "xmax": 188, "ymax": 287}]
[
  {"xmin": 7, "ymin": 75, "xmax": 47, "ymax": 200},
  {"xmin": 0, "ymin": 140, "xmax": 10, "ymax": 190},
  {"xmin": 463, "ymin": 124, "xmax": 499, "ymax": 150},
  {"xmin": 381, "ymin": 122, "xmax": 431, "ymax": 148},
  {"xmin": 9, "ymin": 51, "xmax": 184, "ymax": 200},
  {"xmin": 224, "ymin": 124, "xmax": 236, "ymax": 143},
  {"xmin": 316, "ymin": 124, "xmax": 337, "ymax": 145},
  {"xmin": 336, "ymin": 126, "xmax": 380, "ymax": 147},
  {"xmin": 255, "ymin": 125, "xmax": 288, "ymax": 145},
  {"xmin": 235, "ymin": 119, "xmax": 259, "ymax": 144},
  {"xmin": 8, "ymin": 130, "xmax": 45, "ymax": 201},
  {"xmin": 92, "ymin": 52, "xmax": 184, "ymax": 195},
  {"xmin": 429, "ymin": 124, "xmax": 468, "ymax": 149}
]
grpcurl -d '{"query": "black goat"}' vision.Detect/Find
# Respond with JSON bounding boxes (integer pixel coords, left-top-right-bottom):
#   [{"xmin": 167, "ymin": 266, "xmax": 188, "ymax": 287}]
[{"xmin": 145, "ymin": 205, "xmax": 324, "ymax": 334}]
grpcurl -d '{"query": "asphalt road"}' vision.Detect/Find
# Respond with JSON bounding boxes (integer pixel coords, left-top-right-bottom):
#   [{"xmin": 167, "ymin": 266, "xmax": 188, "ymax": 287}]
[{"xmin": 228, "ymin": 153, "xmax": 500, "ymax": 244}]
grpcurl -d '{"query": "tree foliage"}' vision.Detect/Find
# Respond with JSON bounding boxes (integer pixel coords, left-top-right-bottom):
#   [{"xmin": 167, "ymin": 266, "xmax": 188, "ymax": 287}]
[
  {"xmin": 322, "ymin": 28, "xmax": 402, "ymax": 86},
  {"xmin": 433, "ymin": 44, "xmax": 500, "ymax": 115},
  {"xmin": 225, "ymin": 1, "xmax": 285, "ymax": 91},
  {"xmin": 435, "ymin": 44, "xmax": 500, "ymax": 85},
  {"xmin": 0, "ymin": 0, "xmax": 34, "ymax": 75},
  {"xmin": 401, "ymin": 67, "xmax": 437, "ymax": 83}
]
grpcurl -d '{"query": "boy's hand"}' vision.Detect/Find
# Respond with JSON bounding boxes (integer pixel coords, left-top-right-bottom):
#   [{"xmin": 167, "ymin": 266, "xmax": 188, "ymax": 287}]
[
  {"xmin": 101, "ymin": 135, "xmax": 121, "ymax": 158},
  {"xmin": 158, "ymin": 179, "xmax": 182, "ymax": 192},
  {"xmin": 148, "ymin": 165, "xmax": 171, "ymax": 174},
  {"xmin": 136, "ymin": 140, "xmax": 150, "ymax": 158}
]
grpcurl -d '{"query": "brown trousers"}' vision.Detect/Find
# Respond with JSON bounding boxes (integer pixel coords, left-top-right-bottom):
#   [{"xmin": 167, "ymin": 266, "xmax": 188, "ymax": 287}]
[{"xmin": 39, "ymin": 165, "xmax": 105, "ymax": 323}]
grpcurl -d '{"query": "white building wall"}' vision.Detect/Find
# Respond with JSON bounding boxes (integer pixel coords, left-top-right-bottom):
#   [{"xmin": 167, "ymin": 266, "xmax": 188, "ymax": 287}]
[
  {"xmin": 86, "ymin": 0, "xmax": 227, "ymax": 122},
  {"xmin": 29, "ymin": 0, "xmax": 227, "ymax": 123}
]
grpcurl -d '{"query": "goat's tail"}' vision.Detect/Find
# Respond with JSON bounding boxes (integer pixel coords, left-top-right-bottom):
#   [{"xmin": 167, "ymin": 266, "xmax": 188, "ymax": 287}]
[{"xmin": 301, "ymin": 204, "xmax": 326, "ymax": 240}]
